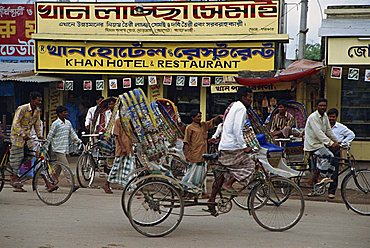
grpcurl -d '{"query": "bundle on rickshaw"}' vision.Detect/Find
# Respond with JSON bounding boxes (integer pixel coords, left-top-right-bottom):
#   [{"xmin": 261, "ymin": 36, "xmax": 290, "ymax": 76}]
[
  {"xmin": 115, "ymin": 88, "xmax": 168, "ymax": 162},
  {"xmin": 150, "ymin": 98, "xmax": 184, "ymax": 146}
]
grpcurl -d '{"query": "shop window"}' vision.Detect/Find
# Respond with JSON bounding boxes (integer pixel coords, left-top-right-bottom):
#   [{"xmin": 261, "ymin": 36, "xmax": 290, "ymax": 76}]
[
  {"xmin": 206, "ymin": 89, "xmax": 234, "ymax": 120},
  {"xmin": 165, "ymin": 82, "xmax": 200, "ymax": 124},
  {"xmin": 341, "ymin": 68, "xmax": 370, "ymax": 140},
  {"xmin": 206, "ymin": 89, "xmax": 293, "ymax": 123}
]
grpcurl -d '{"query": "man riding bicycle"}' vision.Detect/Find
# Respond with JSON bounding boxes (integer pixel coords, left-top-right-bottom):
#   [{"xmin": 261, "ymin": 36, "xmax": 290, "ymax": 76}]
[
  {"xmin": 9, "ymin": 92, "xmax": 43, "ymax": 192},
  {"xmin": 207, "ymin": 87, "xmax": 256, "ymax": 214}
]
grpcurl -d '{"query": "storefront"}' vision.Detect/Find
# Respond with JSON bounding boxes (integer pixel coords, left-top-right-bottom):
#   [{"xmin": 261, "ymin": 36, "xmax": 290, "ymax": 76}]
[
  {"xmin": 33, "ymin": 1, "xmax": 288, "ymax": 125},
  {"xmin": 320, "ymin": 5, "xmax": 370, "ymax": 160}
]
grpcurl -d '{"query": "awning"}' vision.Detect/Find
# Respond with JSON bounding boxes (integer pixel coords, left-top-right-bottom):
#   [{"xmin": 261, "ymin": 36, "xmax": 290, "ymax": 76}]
[
  {"xmin": 0, "ymin": 71, "xmax": 63, "ymax": 83},
  {"xmin": 0, "ymin": 62, "xmax": 34, "ymax": 74},
  {"xmin": 319, "ymin": 19, "xmax": 370, "ymax": 37},
  {"xmin": 235, "ymin": 59, "xmax": 324, "ymax": 86}
]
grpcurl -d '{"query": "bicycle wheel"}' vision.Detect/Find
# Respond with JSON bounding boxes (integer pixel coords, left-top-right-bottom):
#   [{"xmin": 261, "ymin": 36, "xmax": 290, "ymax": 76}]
[
  {"xmin": 250, "ymin": 177, "xmax": 305, "ymax": 232},
  {"xmin": 168, "ymin": 155, "xmax": 188, "ymax": 179},
  {"xmin": 121, "ymin": 168, "xmax": 151, "ymax": 218},
  {"xmin": 233, "ymin": 179, "xmax": 267, "ymax": 210},
  {"xmin": 127, "ymin": 180, "xmax": 184, "ymax": 237},
  {"xmin": 341, "ymin": 169, "xmax": 370, "ymax": 216},
  {"xmin": 76, "ymin": 153, "xmax": 96, "ymax": 188},
  {"xmin": 34, "ymin": 161, "xmax": 74, "ymax": 206}
]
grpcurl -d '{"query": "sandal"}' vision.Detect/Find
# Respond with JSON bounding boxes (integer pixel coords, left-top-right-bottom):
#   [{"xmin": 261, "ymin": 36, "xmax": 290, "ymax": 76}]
[
  {"xmin": 47, "ymin": 185, "xmax": 59, "ymax": 192},
  {"xmin": 13, "ymin": 187, "xmax": 27, "ymax": 193},
  {"xmin": 103, "ymin": 184, "xmax": 113, "ymax": 194},
  {"xmin": 10, "ymin": 175, "xmax": 23, "ymax": 188},
  {"xmin": 202, "ymin": 202, "xmax": 218, "ymax": 217}
]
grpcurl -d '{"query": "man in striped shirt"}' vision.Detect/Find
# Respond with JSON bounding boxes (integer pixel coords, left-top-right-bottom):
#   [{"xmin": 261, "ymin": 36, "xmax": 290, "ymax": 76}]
[
  {"xmin": 46, "ymin": 106, "xmax": 82, "ymax": 192},
  {"xmin": 270, "ymin": 101, "xmax": 296, "ymax": 139}
]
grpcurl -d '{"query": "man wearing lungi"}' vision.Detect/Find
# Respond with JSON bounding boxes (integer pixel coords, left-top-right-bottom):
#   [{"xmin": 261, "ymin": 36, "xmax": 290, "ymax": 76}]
[
  {"xmin": 182, "ymin": 110, "xmax": 222, "ymax": 195},
  {"xmin": 206, "ymin": 87, "xmax": 256, "ymax": 214},
  {"xmin": 304, "ymin": 98, "xmax": 339, "ymax": 187},
  {"xmin": 9, "ymin": 92, "xmax": 43, "ymax": 192},
  {"xmin": 105, "ymin": 117, "xmax": 134, "ymax": 194}
]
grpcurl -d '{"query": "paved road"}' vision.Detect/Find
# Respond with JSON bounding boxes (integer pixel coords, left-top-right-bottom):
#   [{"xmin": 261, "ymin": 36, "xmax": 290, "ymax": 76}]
[{"xmin": 0, "ymin": 184, "xmax": 369, "ymax": 248}]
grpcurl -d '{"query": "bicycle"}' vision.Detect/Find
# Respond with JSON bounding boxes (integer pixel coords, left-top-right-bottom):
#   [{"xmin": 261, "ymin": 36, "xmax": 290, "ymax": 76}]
[
  {"xmin": 76, "ymin": 133, "xmax": 115, "ymax": 188},
  {"xmin": 308, "ymin": 144, "xmax": 370, "ymax": 215},
  {"xmin": 0, "ymin": 139, "xmax": 75, "ymax": 206},
  {"xmin": 124, "ymin": 149, "xmax": 305, "ymax": 237}
]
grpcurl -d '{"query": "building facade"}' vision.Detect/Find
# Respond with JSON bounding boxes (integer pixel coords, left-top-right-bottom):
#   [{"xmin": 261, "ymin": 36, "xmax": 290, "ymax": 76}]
[{"xmin": 320, "ymin": 5, "xmax": 370, "ymax": 160}]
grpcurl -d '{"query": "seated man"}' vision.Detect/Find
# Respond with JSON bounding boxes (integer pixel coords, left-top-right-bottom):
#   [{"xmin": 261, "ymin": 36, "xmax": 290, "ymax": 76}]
[
  {"xmin": 206, "ymin": 87, "xmax": 256, "ymax": 215},
  {"xmin": 270, "ymin": 101, "xmax": 296, "ymax": 139}
]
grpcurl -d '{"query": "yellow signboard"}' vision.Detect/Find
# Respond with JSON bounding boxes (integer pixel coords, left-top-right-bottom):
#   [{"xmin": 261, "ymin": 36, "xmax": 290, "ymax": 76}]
[
  {"xmin": 35, "ymin": 1, "xmax": 279, "ymax": 36},
  {"xmin": 35, "ymin": 41, "xmax": 275, "ymax": 75},
  {"xmin": 211, "ymin": 82, "xmax": 291, "ymax": 93},
  {"xmin": 328, "ymin": 38, "xmax": 370, "ymax": 65}
]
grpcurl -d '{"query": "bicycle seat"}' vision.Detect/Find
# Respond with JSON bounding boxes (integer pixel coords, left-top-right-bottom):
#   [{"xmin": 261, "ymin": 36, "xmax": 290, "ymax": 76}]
[{"xmin": 202, "ymin": 153, "xmax": 219, "ymax": 160}]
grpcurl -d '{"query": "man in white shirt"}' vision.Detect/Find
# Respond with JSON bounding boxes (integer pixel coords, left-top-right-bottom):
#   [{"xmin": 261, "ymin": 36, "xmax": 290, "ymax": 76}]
[
  {"xmin": 327, "ymin": 108, "xmax": 355, "ymax": 199},
  {"xmin": 46, "ymin": 106, "xmax": 82, "ymax": 192},
  {"xmin": 85, "ymin": 95, "xmax": 104, "ymax": 133},
  {"xmin": 304, "ymin": 98, "xmax": 339, "ymax": 187},
  {"xmin": 206, "ymin": 87, "xmax": 255, "ymax": 215}
]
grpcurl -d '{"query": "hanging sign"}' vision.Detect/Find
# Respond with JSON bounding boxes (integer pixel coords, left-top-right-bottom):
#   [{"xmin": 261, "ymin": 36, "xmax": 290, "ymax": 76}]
[
  {"xmin": 347, "ymin": 68, "xmax": 359, "ymax": 81},
  {"xmin": 96, "ymin": 79, "xmax": 104, "ymax": 90},
  {"xmin": 148, "ymin": 75, "xmax": 157, "ymax": 85},
  {"xmin": 189, "ymin": 77, "xmax": 198, "ymax": 87},
  {"xmin": 135, "ymin": 76, "xmax": 144, "ymax": 85},
  {"xmin": 163, "ymin": 75, "xmax": 172, "ymax": 85},
  {"xmin": 83, "ymin": 80, "xmax": 91, "ymax": 90},
  {"xmin": 123, "ymin": 78, "xmax": 132, "ymax": 88},
  {"xmin": 109, "ymin": 78, "xmax": 117, "ymax": 89},
  {"xmin": 176, "ymin": 76, "xmax": 185, "ymax": 86},
  {"xmin": 202, "ymin": 77, "xmax": 210, "ymax": 87},
  {"xmin": 211, "ymin": 82, "xmax": 292, "ymax": 93}
]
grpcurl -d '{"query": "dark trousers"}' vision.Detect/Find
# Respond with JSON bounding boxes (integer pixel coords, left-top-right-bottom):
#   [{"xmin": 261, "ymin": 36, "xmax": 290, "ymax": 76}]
[{"xmin": 328, "ymin": 149, "xmax": 341, "ymax": 194}]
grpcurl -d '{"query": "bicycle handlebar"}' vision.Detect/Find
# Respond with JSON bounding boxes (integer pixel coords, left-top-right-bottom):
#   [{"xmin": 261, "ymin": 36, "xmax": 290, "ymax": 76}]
[{"xmin": 81, "ymin": 131, "xmax": 103, "ymax": 138}]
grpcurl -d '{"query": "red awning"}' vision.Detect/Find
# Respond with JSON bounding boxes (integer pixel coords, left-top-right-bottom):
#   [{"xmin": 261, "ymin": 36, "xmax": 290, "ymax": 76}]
[{"xmin": 235, "ymin": 59, "xmax": 325, "ymax": 86}]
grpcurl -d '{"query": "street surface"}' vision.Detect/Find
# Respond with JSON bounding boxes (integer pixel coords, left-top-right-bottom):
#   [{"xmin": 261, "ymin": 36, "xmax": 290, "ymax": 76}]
[{"xmin": 1, "ymin": 184, "xmax": 369, "ymax": 248}]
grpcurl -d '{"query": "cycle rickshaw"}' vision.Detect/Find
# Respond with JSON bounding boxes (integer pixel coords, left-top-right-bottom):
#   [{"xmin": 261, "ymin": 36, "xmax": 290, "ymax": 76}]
[{"xmin": 115, "ymin": 89, "xmax": 305, "ymax": 237}]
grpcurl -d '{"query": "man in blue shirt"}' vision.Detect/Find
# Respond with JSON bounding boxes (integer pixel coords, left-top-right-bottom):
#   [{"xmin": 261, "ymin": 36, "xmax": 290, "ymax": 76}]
[{"xmin": 327, "ymin": 108, "xmax": 355, "ymax": 199}]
